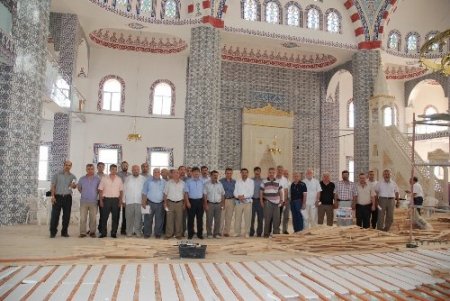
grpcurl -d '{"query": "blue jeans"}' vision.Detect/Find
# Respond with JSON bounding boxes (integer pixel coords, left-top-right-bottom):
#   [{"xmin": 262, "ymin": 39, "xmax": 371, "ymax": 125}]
[{"xmin": 291, "ymin": 199, "xmax": 304, "ymax": 232}]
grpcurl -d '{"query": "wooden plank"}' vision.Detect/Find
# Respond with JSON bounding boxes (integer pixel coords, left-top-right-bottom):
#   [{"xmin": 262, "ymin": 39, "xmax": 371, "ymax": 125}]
[
  {"xmin": 48, "ymin": 265, "xmax": 88, "ymax": 301},
  {"xmin": 93, "ymin": 264, "xmax": 122, "ymax": 301},
  {"xmin": 158, "ymin": 264, "xmax": 179, "ymax": 301},
  {"xmin": 275, "ymin": 260, "xmax": 334, "ymax": 299},
  {"xmin": 402, "ymin": 252, "xmax": 448, "ymax": 269},
  {"xmin": 417, "ymin": 250, "xmax": 450, "ymax": 263},
  {"xmin": 71, "ymin": 265, "xmax": 102, "ymax": 301},
  {"xmin": 244, "ymin": 261, "xmax": 299, "ymax": 300},
  {"xmin": 27, "ymin": 265, "xmax": 72, "ymax": 301},
  {"xmin": 202, "ymin": 263, "xmax": 238, "ymax": 301},
  {"xmin": 4, "ymin": 266, "xmax": 53, "ymax": 301},
  {"xmin": 415, "ymin": 286, "xmax": 448, "ymax": 301},
  {"xmin": 0, "ymin": 266, "xmax": 37, "ymax": 299},
  {"xmin": 355, "ymin": 266, "xmax": 415, "ymax": 290},
  {"xmin": 0, "ymin": 267, "xmax": 20, "ymax": 282},
  {"xmin": 371, "ymin": 266, "xmax": 421, "ymax": 287},
  {"xmin": 259, "ymin": 261, "xmax": 319, "ymax": 300},
  {"xmin": 171, "ymin": 264, "xmax": 200, "ymax": 301},
  {"xmin": 343, "ymin": 267, "xmax": 398, "ymax": 291},
  {"xmin": 186, "ymin": 263, "xmax": 219, "ymax": 301},
  {"xmin": 423, "ymin": 284, "xmax": 450, "ymax": 297},
  {"xmin": 228, "ymin": 262, "xmax": 279, "ymax": 301},
  {"xmin": 116, "ymin": 264, "xmax": 138, "ymax": 301},
  {"xmin": 388, "ymin": 253, "xmax": 434, "ymax": 274},
  {"xmin": 138, "ymin": 264, "xmax": 156, "ymax": 301},
  {"xmin": 216, "ymin": 263, "xmax": 260, "ymax": 300},
  {"xmin": 372, "ymin": 253, "xmax": 432, "ymax": 275}
]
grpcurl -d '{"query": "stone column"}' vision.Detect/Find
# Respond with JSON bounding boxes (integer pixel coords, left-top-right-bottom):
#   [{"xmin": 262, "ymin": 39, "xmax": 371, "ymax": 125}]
[
  {"xmin": 0, "ymin": 0, "xmax": 51, "ymax": 225},
  {"xmin": 352, "ymin": 50, "xmax": 380, "ymax": 174},
  {"xmin": 184, "ymin": 26, "xmax": 221, "ymax": 168},
  {"xmin": 50, "ymin": 113, "xmax": 71, "ymax": 178}
]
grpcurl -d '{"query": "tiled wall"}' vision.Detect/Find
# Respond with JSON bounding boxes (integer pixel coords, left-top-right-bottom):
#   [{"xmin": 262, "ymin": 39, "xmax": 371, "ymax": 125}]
[
  {"xmin": 50, "ymin": 113, "xmax": 71, "ymax": 179},
  {"xmin": 219, "ymin": 61, "xmax": 323, "ymax": 173},
  {"xmin": 0, "ymin": 0, "xmax": 50, "ymax": 225}
]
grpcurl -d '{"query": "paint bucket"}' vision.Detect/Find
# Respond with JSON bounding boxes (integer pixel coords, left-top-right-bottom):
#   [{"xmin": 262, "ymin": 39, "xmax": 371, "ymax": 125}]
[{"xmin": 336, "ymin": 208, "xmax": 353, "ymax": 226}]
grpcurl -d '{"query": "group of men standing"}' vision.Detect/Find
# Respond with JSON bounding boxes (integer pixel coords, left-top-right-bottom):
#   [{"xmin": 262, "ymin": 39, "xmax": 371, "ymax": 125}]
[{"xmin": 49, "ymin": 160, "xmax": 411, "ymax": 239}]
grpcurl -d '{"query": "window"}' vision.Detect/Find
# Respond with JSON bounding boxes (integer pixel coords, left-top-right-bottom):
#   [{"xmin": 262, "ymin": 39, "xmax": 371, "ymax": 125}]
[
  {"xmin": 426, "ymin": 32, "xmax": 440, "ymax": 52},
  {"xmin": 141, "ymin": 0, "xmax": 153, "ymax": 13},
  {"xmin": 348, "ymin": 158, "xmax": 354, "ymax": 182},
  {"xmin": 148, "ymin": 147, "xmax": 174, "ymax": 172},
  {"xmin": 98, "ymin": 75, "xmax": 125, "ymax": 112},
  {"xmin": 286, "ymin": 3, "xmax": 301, "ymax": 27},
  {"xmin": 94, "ymin": 143, "xmax": 123, "ymax": 174},
  {"xmin": 388, "ymin": 31, "xmax": 400, "ymax": 51},
  {"xmin": 383, "ymin": 107, "xmax": 393, "ymax": 126},
  {"xmin": 434, "ymin": 167, "xmax": 444, "ymax": 180},
  {"xmin": 416, "ymin": 106, "xmax": 442, "ymax": 134},
  {"xmin": 149, "ymin": 80, "xmax": 175, "ymax": 116},
  {"xmin": 406, "ymin": 33, "xmax": 419, "ymax": 53},
  {"xmin": 348, "ymin": 100, "xmax": 354, "ymax": 128},
  {"xmin": 51, "ymin": 78, "xmax": 71, "ymax": 108},
  {"xmin": 243, "ymin": 0, "xmax": 258, "ymax": 21},
  {"xmin": 116, "ymin": 0, "xmax": 129, "ymax": 10},
  {"xmin": 307, "ymin": 8, "xmax": 320, "ymax": 30},
  {"xmin": 326, "ymin": 11, "xmax": 340, "ymax": 33},
  {"xmin": 38, "ymin": 145, "xmax": 49, "ymax": 181},
  {"xmin": 265, "ymin": 1, "xmax": 280, "ymax": 24},
  {"xmin": 162, "ymin": 0, "xmax": 178, "ymax": 19}
]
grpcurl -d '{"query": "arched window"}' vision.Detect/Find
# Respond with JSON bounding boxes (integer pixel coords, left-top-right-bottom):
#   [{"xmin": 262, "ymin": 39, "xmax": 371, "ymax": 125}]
[
  {"xmin": 388, "ymin": 30, "xmax": 401, "ymax": 51},
  {"xmin": 383, "ymin": 107, "xmax": 393, "ymax": 126},
  {"xmin": 264, "ymin": 1, "xmax": 281, "ymax": 24},
  {"xmin": 406, "ymin": 32, "xmax": 420, "ymax": 53},
  {"xmin": 161, "ymin": 0, "xmax": 179, "ymax": 19},
  {"xmin": 286, "ymin": 2, "xmax": 301, "ymax": 27},
  {"xmin": 434, "ymin": 167, "xmax": 444, "ymax": 180},
  {"xmin": 116, "ymin": 0, "xmax": 130, "ymax": 11},
  {"xmin": 425, "ymin": 31, "xmax": 440, "ymax": 52},
  {"xmin": 149, "ymin": 80, "xmax": 175, "ymax": 116},
  {"xmin": 138, "ymin": 0, "xmax": 155, "ymax": 16},
  {"xmin": 243, "ymin": 0, "xmax": 259, "ymax": 21},
  {"xmin": 306, "ymin": 6, "xmax": 322, "ymax": 30},
  {"xmin": 98, "ymin": 75, "xmax": 125, "ymax": 112},
  {"xmin": 348, "ymin": 100, "xmax": 354, "ymax": 128},
  {"xmin": 325, "ymin": 9, "xmax": 341, "ymax": 33}
]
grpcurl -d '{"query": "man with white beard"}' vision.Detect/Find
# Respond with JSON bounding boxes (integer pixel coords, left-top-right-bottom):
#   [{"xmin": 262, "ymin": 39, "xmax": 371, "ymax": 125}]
[{"xmin": 302, "ymin": 168, "xmax": 321, "ymax": 229}]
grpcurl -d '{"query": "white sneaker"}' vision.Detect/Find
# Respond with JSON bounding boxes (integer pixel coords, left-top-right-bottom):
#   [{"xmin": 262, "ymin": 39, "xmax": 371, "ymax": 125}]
[
  {"xmin": 214, "ymin": 234, "xmax": 222, "ymax": 239},
  {"xmin": 207, "ymin": 235, "xmax": 213, "ymax": 239},
  {"xmin": 233, "ymin": 234, "xmax": 241, "ymax": 237}
]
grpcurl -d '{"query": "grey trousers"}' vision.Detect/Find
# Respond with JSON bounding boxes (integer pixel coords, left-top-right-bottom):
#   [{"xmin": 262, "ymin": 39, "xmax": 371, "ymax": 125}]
[
  {"xmin": 377, "ymin": 197, "xmax": 395, "ymax": 231},
  {"xmin": 125, "ymin": 203, "xmax": 142, "ymax": 237},
  {"xmin": 206, "ymin": 202, "xmax": 222, "ymax": 236},
  {"xmin": 264, "ymin": 201, "xmax": 280, "ymax": 236},
  {"xmin": 80, "ymin": 203, "xmax": 97, "ymax": 235},
  {"xmin": 143, "ymin": 201, "xmax": 164, "ymax": 237},
  {"xmin": 166, "ymin": 201, "xmax": 184, "ymax": 238},
  {"xmin": 281, "ymin": 200, "xmax": 290, "ymax": 232}
]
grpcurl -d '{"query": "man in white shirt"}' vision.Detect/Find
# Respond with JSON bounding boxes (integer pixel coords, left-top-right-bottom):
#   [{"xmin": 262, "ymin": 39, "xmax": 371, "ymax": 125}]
[
  {"xmin": 302, "ymin": 168, "xmax": 322, "ymax": 229},
  {"xmin": 354, "ymin": 172, "xmax": 375, "ymax": 229},
  {"xmin": 410, "ymin": 176, "xmax": 424, "ymax": 214},
  {"xmin": 281, "ymin": 169, "xmax": 291, "ymax": 234},
  {"xmin": 124, "ymin": 165, "xmax": 146, "ymax": 237},
  {"xmin": 203, "ymin": 170, "xmax": 225, "ymax": 238},
  {"xmin": 233, "ymin": 168, "xmax": 255, "ymax": 237},
  {"xmin": 275, "ymin": 165, "xmax": 289, "ymax": 233},
  {"xmin": 367, "ymin": 170, "xmax": 378, "ymax": 229},
  {"xmin": 163, "ymin": 169, "xmax": 185, "ymax": 239},
  {"xmin": 374, "ymin": 169, "xmax": 399, "ymax": 231}
]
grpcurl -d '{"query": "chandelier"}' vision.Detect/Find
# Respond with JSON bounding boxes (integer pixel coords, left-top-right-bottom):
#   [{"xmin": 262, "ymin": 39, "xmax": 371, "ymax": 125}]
[
  {"xmin": 419, "ymin": 29, "xmax": 450, "ymax": 76},
  {"xmin": 127, "ymin": 117, "xmax": 142, "ymax": 142}
]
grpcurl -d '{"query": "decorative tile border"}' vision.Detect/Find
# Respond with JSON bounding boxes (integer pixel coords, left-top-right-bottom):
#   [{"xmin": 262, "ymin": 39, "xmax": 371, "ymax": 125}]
[
  {"xmin": 407, "ymin": 131, "xmax": 450, "ymax": 141},
  {"xmin": 221, "ymin": 45, "xmax": 337, "ymax": 70},
  {"xmin": 148, "ymin": 79, "xmax": 176, "ymax": 115},
  {"xmin": 89, "ymin": 29, "xmax": 187, "ymax": 54},
  {"xmin": 384, "ymin": 65, "xmax": 427, "ymax": 80},
  {"xmin": 97, "ymin": 74, "xmax": 126, "ymax": 112}
]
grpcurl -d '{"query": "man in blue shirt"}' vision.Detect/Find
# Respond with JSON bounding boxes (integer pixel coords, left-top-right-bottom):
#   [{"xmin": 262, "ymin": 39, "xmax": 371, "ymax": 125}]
[
  {"xmin": 219, "ymin": 167, "xmax": 236, "ymax": 237},
  {"xmin": 141, "ymin": 168, "xmax": 166, "ymax": 238},
  {"xmin": 184, "ymin": 167, "xmax": 204, "ymax": 239}
]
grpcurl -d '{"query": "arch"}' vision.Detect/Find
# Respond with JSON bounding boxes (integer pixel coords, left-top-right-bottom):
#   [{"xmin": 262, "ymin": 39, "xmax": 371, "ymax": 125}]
[
  {"xmin": 161, "ymin": 0, "xmax": 180, "ymax": 19},
  {"xmin": 97, "ymin": 75, "xmax": 125, "ymax": 112},
  {"xmin": 405, "ymin": 74, "xmax": 449, "ymax": 106},
  {"xmin": 387, "ymin": 29, "xmax": 401, "ymax": 51},
  {"xmin": 405, "ymin": 31, "xmax": 420, "ymax": 53},
  {"xmin": 262, "ymin": 0, "xmax": 282, "ymax": 24},
  {"xmin": 149, "ymin": 79, "xmax": 176, "ymax": 116},
  {"xmin": 325, "ymin": 8, "xmax": 342, "ymax": 34},
  {"xmin": 285, "ymin": 1, "xmax": 302, "ymax": 27},
  {"xmin": 381, "ymin": 105, "xmax": 397, "ymax": 126},
  {"xmin": 305, "ymin": 4, "xmax": 323, "ymax": 30},
  {"xmin": 241, "ymin": 0, "xmax": 261, "ymax": 21},
  {"xmin": 425, "ymin": 30, "xmax": 441, "ymax": 52}
]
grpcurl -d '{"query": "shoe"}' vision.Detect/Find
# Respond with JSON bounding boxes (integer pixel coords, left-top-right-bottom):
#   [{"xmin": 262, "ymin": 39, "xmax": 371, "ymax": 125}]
[
  {"xmin": 86, "ymin": 230, "xmax": 90, "ymax": 235},
  {"xmin": 283, "ymin": 231, "xmax": 289, "ymax": 234},
  {"xmin": 90, "ymin": 233, "xmax": 96, "ymax": 238},
  {"xmin": 61, "ymin": 233, "xmax": 69, "ymax": 237},
  {"xmin": 99, "ymin": 234, "xmax": 106, "ymax": 238},
  {"xmin": 155, "ymin": 235, "xmax": 161, "ymax": 239},
  {"xmin": 233, "ymin": 234, "xmax": 240, "ymax": 237},
  {"xmin": 263, "ymin": 234, "xmax": 270, "ymax": 238},
  {"xmin": 79, "ymin": 234, "xmax": 86, "ymax": 238},
  {"xmin": 111, "ymin": 234, "xmax": 117, "ymax": 238},
  {"xmin": 126, "ymin": 234, "xmax": 132, "ymax": 238},
  {"xmin": 245, "ymin": 234, "xmax": 250, "ymax": 238},
  {"xmin": 144, "ymin": 235, "xmax": 150, "ymax": 239},
  {"xmin": 175, "ymin": 236, "xmax": 182, "ymax": 240},
  {"xmin": 214, "ymin": 234, "xmax": 222, "ymax": 239},
  {"xmin": 50, "ymin": 234, "xmax": 56, "ymax": 238},
  {"xmin": 257, "ymin": 234, "xmax": 262, "ymax": 237},
  {"xmin": 121, "ymin": 230, "xmax": 126, "ymax": 235},
  {"xmin": 223, "ymin": 233, "xmax": 230, "ymax": 237},
  {"xmin": 197, "ymin": 235, "xmax": 204, "ymax": 240},
  {"xmin": 207, "ymin": 235, "xmax": 213, "ymax": 239},
  {"xmin": 188, "ymin": 235, "xmax": 193, "ymax": 239}
]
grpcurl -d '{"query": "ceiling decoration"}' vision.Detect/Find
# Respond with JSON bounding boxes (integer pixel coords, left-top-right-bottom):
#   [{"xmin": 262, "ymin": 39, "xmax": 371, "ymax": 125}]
[
  {"xmin": 89, "ymin": 29, "xmax": 187, "ymax": 54},
  {"xmin": 221, "ymin": 45, "xmax": 337, "ymax": 70},
  {"xmin": 128, "ymin": 22, "xmax": 146, "ymax": 30},
  {"xmin": 384, "ymin": 63, "xmax": 427, "ymax": 80}
]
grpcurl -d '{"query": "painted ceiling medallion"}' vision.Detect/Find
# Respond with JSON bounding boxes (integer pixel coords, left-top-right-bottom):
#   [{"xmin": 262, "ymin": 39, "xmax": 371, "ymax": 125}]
[
  {"xmin": 281, "ymin": 42, "xmax": 299, "ymax": 49},
  {"xmin": 89, "ymin": 29, "xmax": 187, "ymax": 54},
  {"xmin": 222, "ymin": 46, "xmax": 337, "ymax": 70},
  {"xmin": 384, "ymin": 64, "xmax": 427, "ymax": 80},
  {"xmin": 128, "ymin": 22, "xmax": 146, "ymax": 30}
]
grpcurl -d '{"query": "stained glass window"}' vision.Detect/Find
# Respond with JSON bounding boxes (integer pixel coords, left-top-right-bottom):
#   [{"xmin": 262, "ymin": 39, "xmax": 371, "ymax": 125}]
[
  {"xmin": 141, "ymin": 0, "xmax": 153, "ymax": 13},
  {"xmin": 388, "ymin": 32, "xmax": 399, "ymax": 50},
  {"xmin": 307, "ymin": 8, "xmax": 320, "ymax": 30},
  {"xmin": 327, "ymin": 11, "xmax": 339, "ymax": 33},
  {"xmin": 287, "ymin": 4, "xmax": 300, "ymax": 26},
  {"xmin": 164, "ymin": 0, "xmax": 177, "ymax": 19},
  {"xmin": 244, "ymin": 0, "xmax": 258, "ymax": 21},
  {"xmin": 407, "ymin": 34, "xmax": 418, "ymax": 53},
  {"xmin": 265, "ymin": 2, "xmax": 279, "ymax": 24}
]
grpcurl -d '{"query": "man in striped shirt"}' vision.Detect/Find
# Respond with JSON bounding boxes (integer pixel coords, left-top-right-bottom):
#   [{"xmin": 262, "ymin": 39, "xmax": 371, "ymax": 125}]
[{"xmin": 260, "ymin": 167, "xmax": 283, "ymax": 237}]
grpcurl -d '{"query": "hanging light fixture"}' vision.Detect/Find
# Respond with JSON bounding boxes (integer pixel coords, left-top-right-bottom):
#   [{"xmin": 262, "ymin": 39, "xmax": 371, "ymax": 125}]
[
  {"xmin": 419, "ymin": 29, "xmax": 450, "ymax": 76},
  {"xmin": 127, "ymin": 117, "xmax": 142, "ymax": 142}
]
